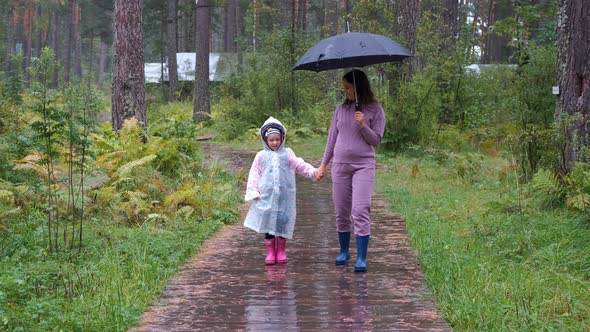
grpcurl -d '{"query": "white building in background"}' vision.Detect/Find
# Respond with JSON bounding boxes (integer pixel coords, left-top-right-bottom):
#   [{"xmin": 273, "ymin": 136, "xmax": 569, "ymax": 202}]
[
  {"xmin": 144, "ymin": 52, "xmax": 237, "ymax": 83},
  {"xmin": 464, "ymin": 63, "xmax": 517, "ymax": 75}
]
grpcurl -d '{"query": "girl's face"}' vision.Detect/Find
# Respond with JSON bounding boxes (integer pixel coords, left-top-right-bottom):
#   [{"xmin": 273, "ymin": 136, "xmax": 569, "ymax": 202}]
[
  {"xmin": 266, "ymin": 134, "xmax": 282, "ymax": 151},
  {"xmin": 343, "ymin": 79, "xmax": 355, "ymax": 101}
]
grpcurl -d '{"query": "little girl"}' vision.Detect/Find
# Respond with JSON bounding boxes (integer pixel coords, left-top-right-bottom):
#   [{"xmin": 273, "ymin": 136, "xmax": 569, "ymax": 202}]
[{"xmin": 244, "ymin": 117, "xmax": 318, "ymax": 265}]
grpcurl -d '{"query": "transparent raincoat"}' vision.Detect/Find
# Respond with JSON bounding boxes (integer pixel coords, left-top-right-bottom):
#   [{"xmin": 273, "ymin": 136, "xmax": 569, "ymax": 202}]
[{"xmin": 243, "ymin": 117, "xmax": 316, "ymax": 239}]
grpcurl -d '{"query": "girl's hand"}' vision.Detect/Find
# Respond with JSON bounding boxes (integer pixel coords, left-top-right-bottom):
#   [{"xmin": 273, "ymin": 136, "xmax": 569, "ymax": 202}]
[
  {"xmin": 315, "ymin": 163, "xmax": 326, "ymax": 180},
  {"xmin": 314, "ymin": 169, "xmax": 322, "ymax": 180},
  {"xmin": 354, "ymin": 111, "xmax": 365, "ymax": 128}
]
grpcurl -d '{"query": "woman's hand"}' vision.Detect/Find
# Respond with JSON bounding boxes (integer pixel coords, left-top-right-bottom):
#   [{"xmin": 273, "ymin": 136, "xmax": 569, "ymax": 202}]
[
  {"xmin": 354, "ymin": 111, "xmax": 365, "ymax": 128},
  {"xmin": 315, "ymin": 163, "xmax": 327, "ymax": 180}
]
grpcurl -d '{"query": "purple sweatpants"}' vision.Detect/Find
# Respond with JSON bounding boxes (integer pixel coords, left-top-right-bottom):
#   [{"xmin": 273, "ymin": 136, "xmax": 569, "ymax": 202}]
[{"xmin": 331, "ymin": 163, "xmax": 375, "ymax": 236}]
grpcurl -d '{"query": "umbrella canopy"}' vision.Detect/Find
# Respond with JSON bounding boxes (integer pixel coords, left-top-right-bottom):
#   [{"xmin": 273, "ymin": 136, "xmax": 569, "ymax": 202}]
[{"xmin": 291, "ymin": 32, "xmax": 412, "ymax": 72}]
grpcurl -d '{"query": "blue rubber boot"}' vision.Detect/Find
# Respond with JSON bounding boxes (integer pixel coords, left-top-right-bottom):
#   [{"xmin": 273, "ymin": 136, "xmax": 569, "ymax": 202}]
[
  {"xmin": 335, "ymin": 232, "xmax": 351, "ymax": 265},
  {"xmin": 354, "ymin": 235, "xmax": 370, "ymax": 272}
]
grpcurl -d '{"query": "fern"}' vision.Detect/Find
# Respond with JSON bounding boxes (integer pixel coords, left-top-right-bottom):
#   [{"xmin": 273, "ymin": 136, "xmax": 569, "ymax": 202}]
[
  {"xmin": 119, "ymin": 118, "xmax": 146, "ymax": 159},
  {"xmin": 175, "ymin": 206, "xmax": 195, "ymax": 220},
  {"xmin": 163, "ymin": 187, "xmax": 199, "ymax": 211},
  {"xmin": 0, "ymin": 189, "xmax": 15, "ymax": 205},
  {"xmin": 94, "ymin": 186, "xmax": 119, "ymax": 206},
  {"xmin": 0, "ymin": 207, "xmax": 21, "ymax": 231},
  {"xmin": 566, "ymin": 194, "xmax": 590, "ymax": 211},
  {"xmin": 81, "ymin": 171, "xmax": 110, "ymax": 190},
  {"xmin": 96, "ymin": 150, "xmax": 127, "ymax": 172},
  {"xmin": 12, "ymin": 162, "xmax": 50, "ymax": 179},
  {"xmin": 89, "ymin": 123, "xmax": 119, "ymax": 155},
  {"xmin": 115, "ymin": 155, "xmax": 157, "ymax": 178},
  {"xmin": 562, "ymin": 164, "xmax": 590, "ymax": 212},
  {"xmin": 530, "ymin": 169, "xmax": 565, "ymax": 208},
  {"xmin": 144, "ymin": 213, "xmax": 167, "ymax": 224},
  {"xmin": 12, "ymin": 152, "xmax": 60, "ymax": 180},
  {"xmin": 532, "ymin": 169, "xmax": 563, "ymax": 196},
  {"xmin": 121, "ymin": 190, "xmax": 151, "ymax": 223}
]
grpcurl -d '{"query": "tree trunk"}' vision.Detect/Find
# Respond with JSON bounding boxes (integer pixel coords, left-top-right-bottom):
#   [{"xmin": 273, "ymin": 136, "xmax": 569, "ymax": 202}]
[
  {"xmin": 74, "ymin": 0, "xmax": 82, "ymax": 79},
  {"xmin": 392, "ymin": 0, "xmax": 420, "ymax": 80},
  {"xmin": 51, "ymin": 10, "xmax": 60, "ymax": 88},
  {"xmin": 183, "ymin": 0, "xmax": 196, "ymax": 52},
  {"xmin": 161, "ymin": 4, "xmax": 167, "ymax": 99},
  {"xmin": 167, "ymin": 0, "xmax": 178, "ymax": 100},
  {"xmin": 276, "ymin": 0, "xmax": 291, "ymax": 30},
  {"xmin": 209, "ymin": 2, "xmax": 222, "ymax": 52},
  {"xmin": 301, "ymin": 0, "xmax": 307, "ymax": 32},
  {"xmin": 112, "ymin": 0, "xmax": 146, "ymax": 131},
  {"xmin": 88, "ymin": 28, "xmax": 94, "ymax": 88},
  {"xmin": 193, "ymin": 0, "xmax": 210, "ymax": 122},
  {"xmin": 64, "ymin": 0, "xmax": 74, "ymax": 83},
  {"xmin": 35, "ymin": 4, "xmax": 42, "ymax": 57},
  {"xmin": 488, "ymin": 0, "xmax": 513, "ymax": 63},
  {"xmin": 321, "ymin": 0, "xmax": 340, "ymax": 94},
  {"xmin": 442, "ymin": 0, "xmax": 459, "ymax": 51},
  {"xmin": 252, "ymin": 0, "xmax": 258, "ymax": 50},
  {"xmin": 224, "ymin": 0, "xmax": 230, "ymax": 51},
  {"xmin": 468, "ymin": 4, "xmax": 479, "ymax": 60},
  {"xmin": 224, "ymin": 0, "xmax": 238, "ymax": 52},
  {"xmin": 23, "ymin": 0, "xmax": 34, "ymax": 85},
  {"xmin": 343, "ymin": 0, "xmax": 350, "ymax": 32},
  {"xmin": 98, "ymin": 41, "xmax": 107, "ymax": 89},
  {"xmin": 235, "ymin": 0, "xmax": 241, "ymax": 65},
  {"xmin": 5, "ymin": 0, "xmax": 18, "ymax": 72},
  {"xmin": 177, "ymin": 2, "xmax": 184, "ymax": 52},
  {"xmin": 322, "ymin": 0, "xmax": 339, "ymax": 38},
  {"xmin": 556, "ymin": 0, "xmax": 590, "ymax": 173}
]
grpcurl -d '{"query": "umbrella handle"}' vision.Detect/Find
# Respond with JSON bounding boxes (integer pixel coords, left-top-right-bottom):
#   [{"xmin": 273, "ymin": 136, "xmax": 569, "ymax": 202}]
[{"xmin": 352, "ymin": 70, "xmax": 360, "ymax": 112}]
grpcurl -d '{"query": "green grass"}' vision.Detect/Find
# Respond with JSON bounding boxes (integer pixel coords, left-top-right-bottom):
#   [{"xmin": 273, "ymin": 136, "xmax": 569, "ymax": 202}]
[
  {"xmin": 376, "ymin": 152, "xmax": 590, "ymax": 331},
  {"xmin": 0, "ymin": 213, "xmax": 226, "ymax": 331}
]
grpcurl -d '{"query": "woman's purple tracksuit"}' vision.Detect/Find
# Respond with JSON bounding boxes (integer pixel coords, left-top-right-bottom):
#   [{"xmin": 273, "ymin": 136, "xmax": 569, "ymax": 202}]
[{"xmin": 322, "ymin": 102, "xmax": 385, "ymax": 237}]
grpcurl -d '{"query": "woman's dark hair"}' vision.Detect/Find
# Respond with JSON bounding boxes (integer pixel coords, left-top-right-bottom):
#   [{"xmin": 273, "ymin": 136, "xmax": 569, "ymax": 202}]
[{"xmin": 342, "ymin": 69, "xmax": 376, "ymax": 105}]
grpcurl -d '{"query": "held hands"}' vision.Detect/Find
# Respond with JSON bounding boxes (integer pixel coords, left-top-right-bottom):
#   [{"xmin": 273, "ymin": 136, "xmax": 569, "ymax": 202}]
[
  {"xmin": 314, "ymin": 163, "xmax": 327, "ymax": 181},
  {"xmin": 354, "ymin": 111, "xmax": 365, "ymax": 128}
]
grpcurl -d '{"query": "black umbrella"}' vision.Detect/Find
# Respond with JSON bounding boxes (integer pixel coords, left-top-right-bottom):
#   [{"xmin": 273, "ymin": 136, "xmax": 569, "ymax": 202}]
[
  {"xmin": 291, "ymin": 32, "xmax": 411, "ymax": 72},
  {"xmin": 291, "ymin": 32, "xmax": 411, "ymax": 108}
]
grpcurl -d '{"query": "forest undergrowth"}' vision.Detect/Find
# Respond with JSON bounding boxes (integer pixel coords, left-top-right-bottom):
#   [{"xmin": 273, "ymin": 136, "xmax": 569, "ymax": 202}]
[
  {"xmin": 376, "ymin": 146, "xmax": 590, "ymax": 331},
  {"xmin": 0, "ymin": 101, "xmax": 243, "ymax": 331}
]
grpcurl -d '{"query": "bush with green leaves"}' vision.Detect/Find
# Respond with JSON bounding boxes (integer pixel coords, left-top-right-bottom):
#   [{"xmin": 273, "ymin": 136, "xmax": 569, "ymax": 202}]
[
  {"xmin": 507, "ymin": 46, "xmax": 557, "ymax": 180},
  {"xmin": 1, "ymin": 51, "xmax": 24, "ymax": 107},
  {"xmin": 533, "ymin": 163, "xmax": 590, "ymax": 213},
  {"xmin": 380, "ymin": 70, "xmax": 439, "ymax": 149},
  {"xmin": 461, "ymin": 67, "xmax": 519, "ymax": 129},
  {"xmin": 211, "ymin": 27, "xmax": 334, "ymax": 142}
]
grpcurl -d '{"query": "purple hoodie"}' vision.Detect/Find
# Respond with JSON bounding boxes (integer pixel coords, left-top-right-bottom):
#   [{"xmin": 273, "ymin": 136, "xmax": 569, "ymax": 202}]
[{"xmin": 322, "ymin": 101, "xmax": 385, "ymax": 165}]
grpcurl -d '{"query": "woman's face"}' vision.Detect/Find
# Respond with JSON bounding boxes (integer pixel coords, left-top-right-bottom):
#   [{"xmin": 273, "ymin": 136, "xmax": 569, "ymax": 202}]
[
  {"xmin": 342, "ymin": 79, "xmax": 355, "ymax": 101},
  {"xmin": 266, "ymin": 134, "xmax": 282, "ymax": 151}
]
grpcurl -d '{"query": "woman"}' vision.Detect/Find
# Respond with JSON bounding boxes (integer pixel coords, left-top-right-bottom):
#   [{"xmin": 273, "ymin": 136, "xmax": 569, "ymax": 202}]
[{"xmin": 316, "ymin": 69, "xmax": 385, "ymax": 272}]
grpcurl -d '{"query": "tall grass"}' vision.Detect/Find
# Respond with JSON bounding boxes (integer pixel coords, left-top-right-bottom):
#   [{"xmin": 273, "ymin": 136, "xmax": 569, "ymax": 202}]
[
  {"xmin": 376, "ymin": 151, "xmax": 590, "ymax": 331},
  {"xmin": 0, "ymin": 212, "xmax": 226, "ymax": 331}
]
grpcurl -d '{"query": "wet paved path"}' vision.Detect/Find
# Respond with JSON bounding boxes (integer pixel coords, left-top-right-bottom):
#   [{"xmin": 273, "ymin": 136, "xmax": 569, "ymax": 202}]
[{"xmin": 130, "ymin": 144, "xmax": 450, "ymax": 331}]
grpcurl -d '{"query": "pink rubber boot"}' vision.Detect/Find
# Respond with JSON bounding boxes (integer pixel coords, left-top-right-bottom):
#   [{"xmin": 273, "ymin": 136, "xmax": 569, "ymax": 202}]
[
  {"xmin": 276, "ymin": 237, "xmax": 288, "ymax": 264},
  {"xmin": 264, "ymin": 238, "xmax": 276, "ymax": 265}
]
